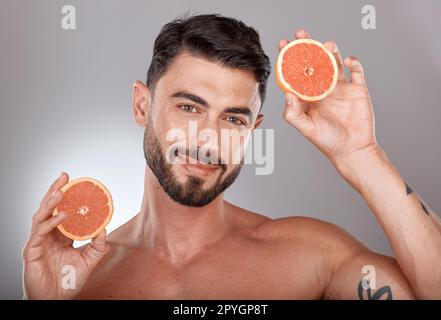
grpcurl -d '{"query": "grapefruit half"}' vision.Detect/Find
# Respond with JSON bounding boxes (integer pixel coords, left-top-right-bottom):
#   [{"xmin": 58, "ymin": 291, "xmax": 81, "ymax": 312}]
[
  {"xmin": 276, "ymin": 38, "xmax": 338, "ymax": 101},
  {"xmin": 53, "ymin": 177, "xmax": 113, "ymax": 241}
]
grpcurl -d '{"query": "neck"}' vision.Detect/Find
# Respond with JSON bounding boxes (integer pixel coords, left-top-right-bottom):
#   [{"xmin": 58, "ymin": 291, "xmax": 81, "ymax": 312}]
[{"xmin": 138, "ymin": 165, "xmax": 229, "ymax": 264}]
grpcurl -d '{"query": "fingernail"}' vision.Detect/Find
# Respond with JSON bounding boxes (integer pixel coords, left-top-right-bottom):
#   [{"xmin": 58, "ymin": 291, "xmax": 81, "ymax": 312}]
[
  {"xmin": 285, "ymin": 93, "xmax": 293, "ymax": 106},
  {"xmin": 57, "ymin": 212, "xmax": 66, "ymax": 218}
]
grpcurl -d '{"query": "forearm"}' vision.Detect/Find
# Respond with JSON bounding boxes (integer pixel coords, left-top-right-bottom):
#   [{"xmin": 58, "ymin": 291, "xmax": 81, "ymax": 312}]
[{"xmin": 334, "ymin": 145, "xmax": 441, "ymax": 299}]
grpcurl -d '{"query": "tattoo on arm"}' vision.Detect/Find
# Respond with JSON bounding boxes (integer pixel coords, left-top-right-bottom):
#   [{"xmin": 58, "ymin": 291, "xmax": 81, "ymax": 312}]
[
  {"xmin": 357, "ymin": 280, "xmax": 393, "ymax": 300},
  {"xmin": 405, "ymin": 182, "xmax": 430, "ymax": 215}
]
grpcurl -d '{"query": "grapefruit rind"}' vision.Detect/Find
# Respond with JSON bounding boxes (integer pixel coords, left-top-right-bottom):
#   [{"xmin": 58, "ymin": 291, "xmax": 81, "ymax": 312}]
[
  {"xmin": 276, "ymin": 38, "xmax": 338, "ymax": 102},
  {"xmin": 53, "ymin": 177, "xmax": 113, "ymax": 241}
]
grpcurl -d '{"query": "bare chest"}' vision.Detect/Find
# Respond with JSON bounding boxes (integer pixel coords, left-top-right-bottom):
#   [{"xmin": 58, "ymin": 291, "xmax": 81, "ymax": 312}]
[{"xmin": 78, "ymin": 244, "xmax": 323, "ymax": 299}]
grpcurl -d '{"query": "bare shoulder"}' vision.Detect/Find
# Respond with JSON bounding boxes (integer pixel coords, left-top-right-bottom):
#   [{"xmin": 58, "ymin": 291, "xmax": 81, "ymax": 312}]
[
  {"xmin": 225, "ymin": 201, "xmax": 369, "ymax": 261},
  {"xmin": 253, "ymin": 216, "xmax": 370, "ymax": 266},
  {"xmin": 226, "ymin": 206, "xmax": 414, "ymax": 298},
  {"xmin": 224, "ymin": 201, "xmax": 271, "ymax": 230},
  {"xmin": 226, "ymin": 201, "xmax": 367, "ymax": 251}
]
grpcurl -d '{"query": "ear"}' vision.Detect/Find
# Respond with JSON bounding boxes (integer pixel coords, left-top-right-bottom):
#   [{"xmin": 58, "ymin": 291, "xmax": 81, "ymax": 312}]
[
  {"xmin": 132, "ymin": 80, "xmax": 151, "ymax": 127},
  {"xmin": 253, "ymin": 113, "xmax": 264, "ymax": 130}
]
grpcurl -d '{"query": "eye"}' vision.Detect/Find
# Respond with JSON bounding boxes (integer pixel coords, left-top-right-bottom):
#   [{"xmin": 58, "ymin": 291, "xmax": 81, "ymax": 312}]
[
  {"xmin": 226, "ymin": 116, "xmax": 246, "ymax": 126},
  {"xmin": 179, "ymin": 104, "xmax": 199, "ymax": 113}
]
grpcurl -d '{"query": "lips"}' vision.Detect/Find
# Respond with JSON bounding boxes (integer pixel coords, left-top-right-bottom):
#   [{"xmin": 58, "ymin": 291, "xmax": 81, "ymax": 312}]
[{"xmin": 181, "ymin": 163, "xmax": 219, "ymax": 176}]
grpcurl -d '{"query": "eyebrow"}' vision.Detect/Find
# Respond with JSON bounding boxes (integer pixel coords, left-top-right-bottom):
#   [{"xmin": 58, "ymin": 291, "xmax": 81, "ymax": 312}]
[
  {"xmin": 171, "ymin": 91, "xmax": 209, "ymax": 107},
  {"xmin": 223, "ymin": 107, "xmax": 252, "ymax": 123},
  {"xmin": 171, "ymin": 91, "xmax": 254, "ymax": 122}
]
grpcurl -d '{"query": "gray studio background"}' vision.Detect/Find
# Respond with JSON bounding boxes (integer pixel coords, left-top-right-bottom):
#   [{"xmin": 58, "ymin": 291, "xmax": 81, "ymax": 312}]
[{"xmin": 1, "ymin": 0, "xmax": 440, "ymax": 299}]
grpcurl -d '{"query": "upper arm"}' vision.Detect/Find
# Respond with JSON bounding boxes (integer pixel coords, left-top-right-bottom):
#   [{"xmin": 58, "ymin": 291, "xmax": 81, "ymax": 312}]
[
  {"xmin": 325, "ymin": 250, "xmax": 415, "ymax": 299},
  {"xmin": 284, "ymin": 217, "xmax": 415, "ymax": 299},
  {"xmin": 290, "ymin": 217, "xmax": 416, "ymax": 300},
  {"xmin": 258, "ymin": 216, "xmax": 415, "ymax": 300}
]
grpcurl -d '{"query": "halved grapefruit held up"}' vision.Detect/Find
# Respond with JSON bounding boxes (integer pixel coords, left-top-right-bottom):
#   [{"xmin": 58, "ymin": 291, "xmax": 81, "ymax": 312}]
[
  {"xmin": 53, "ymin": 177, "xmax": 113, "ymax": 241},
  {"xmin": 276, "ymin": 38, "xmax": 338, "ymax": 101}
]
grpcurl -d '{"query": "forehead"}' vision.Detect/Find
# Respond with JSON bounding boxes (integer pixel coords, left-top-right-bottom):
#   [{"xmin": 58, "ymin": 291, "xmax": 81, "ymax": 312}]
[{"xmin": 154, "ymin": 52, "xmax": 261, "ymax": 112}]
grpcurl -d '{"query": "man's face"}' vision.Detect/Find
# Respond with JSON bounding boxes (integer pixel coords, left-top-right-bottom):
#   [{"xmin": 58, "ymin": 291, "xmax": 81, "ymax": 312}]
[{"xmin": 143, "ymin": 52, "xmax": 262, "ymax": 207}]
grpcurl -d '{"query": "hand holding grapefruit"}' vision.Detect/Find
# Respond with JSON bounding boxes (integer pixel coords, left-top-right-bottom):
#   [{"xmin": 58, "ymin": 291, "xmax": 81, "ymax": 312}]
[
  {"xmin": 22, "ymin": 173, "xmax": 111, "ymax": 299},
  {"xmin": 278, "ymin": 29, "xmax": 378, "ymax": 168}
]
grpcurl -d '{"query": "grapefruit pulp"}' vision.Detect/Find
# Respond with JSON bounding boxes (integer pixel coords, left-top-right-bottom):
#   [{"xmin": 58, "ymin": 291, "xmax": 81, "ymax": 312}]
[
  {"xmin": 276, "ymin": 38, "xmax": 338, "ymax": 101},
  {"xmin": 53, "ymin": 177, "xmax": 113, "ymax": 241}
]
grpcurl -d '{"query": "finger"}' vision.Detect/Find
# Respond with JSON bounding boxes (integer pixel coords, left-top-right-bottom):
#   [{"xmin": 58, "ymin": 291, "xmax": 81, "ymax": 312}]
[
  {"xmin": 90, "ymin": 229, "xmax": 107, "ymax": 253},
  {"xmin": 32, "ymin": 189, "xmax": 64, "ymax": 229},
  {"xmin": 344, "ymin": 56, "xmax": 366, "ymax": 85},
  {"xmin": 324, "ymin": 41, "xmax": 346, "ymax": 81},
  {"xmin": 29, "ymin": 212, "xmax": 66, "ymax": 247},
  {"xmin": 40, "ymin": 172, "xmax": 69, "ymax": 207},
  {"xmin": 295, "ymin": 29, "xmax": 310, "ymax": 40},
  {"xmin": 83, "ymin": 229, "xmax": 109, "ymax": 269},
  {"xmin": 36, "ymin": 212, "xmax": 66, "ymax": 236},
  {"xmin": 283, "ymin": 92, "xmax": 315, "ymax": 139},
  {"xmin": 278, "ymin": 39, "xmax": 289, "ymax": 51}
]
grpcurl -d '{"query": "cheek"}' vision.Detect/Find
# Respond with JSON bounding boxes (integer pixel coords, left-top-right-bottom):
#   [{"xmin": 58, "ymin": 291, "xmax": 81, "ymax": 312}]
[
  {"xmin": 153, "ymin": 119, "xmax": 193, "ymax": 166},
  {"xmin": 151, "ymin": 108, "xmax": 185, "ymax": 143},
  {"xmin": 155, "ymin": 107, "xmax": 197, "ymax": 138}
]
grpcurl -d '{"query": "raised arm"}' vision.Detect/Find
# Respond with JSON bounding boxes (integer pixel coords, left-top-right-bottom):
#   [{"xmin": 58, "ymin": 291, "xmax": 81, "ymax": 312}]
[
  {"xmin": 279, "ymin": 29, "xmax": 441, "ymax": 299},
  {"xmin": 334, "ymin": 145, "xmax": 441, "ymax": 299}
]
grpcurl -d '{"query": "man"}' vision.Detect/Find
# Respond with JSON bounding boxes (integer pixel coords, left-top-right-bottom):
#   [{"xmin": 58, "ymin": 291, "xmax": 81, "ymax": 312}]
[{"xmin": 22, "ymin": 14, "xmax": 441, "ymax": 299}]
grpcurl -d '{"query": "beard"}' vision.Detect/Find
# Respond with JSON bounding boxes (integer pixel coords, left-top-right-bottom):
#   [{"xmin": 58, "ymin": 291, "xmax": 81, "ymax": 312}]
[{"xmin": 143, "ymin": 118, "xmax": 243, "ymax": 207}]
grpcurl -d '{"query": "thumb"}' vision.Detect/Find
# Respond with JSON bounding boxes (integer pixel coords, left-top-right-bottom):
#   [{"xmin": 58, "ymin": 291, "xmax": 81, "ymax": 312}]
[
  {"xmin": 283, "ymin": 92, "xmax": 315, "ymax": 139},
  {"xmin": 83, "ymin": 229, "xmax": 109, "ymax": 270}
]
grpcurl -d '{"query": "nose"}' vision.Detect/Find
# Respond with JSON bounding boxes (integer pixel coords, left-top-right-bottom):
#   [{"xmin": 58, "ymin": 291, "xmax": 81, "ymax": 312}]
[{"xmin": 189, "ymin": 115, "xmax": 221, "ymax": 164}]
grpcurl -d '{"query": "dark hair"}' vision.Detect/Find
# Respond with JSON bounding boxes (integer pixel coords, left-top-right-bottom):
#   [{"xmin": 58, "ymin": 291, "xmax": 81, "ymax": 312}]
[{"xmin": 146, "ymin": 14, "xmax": 271, "ymax": 107}]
